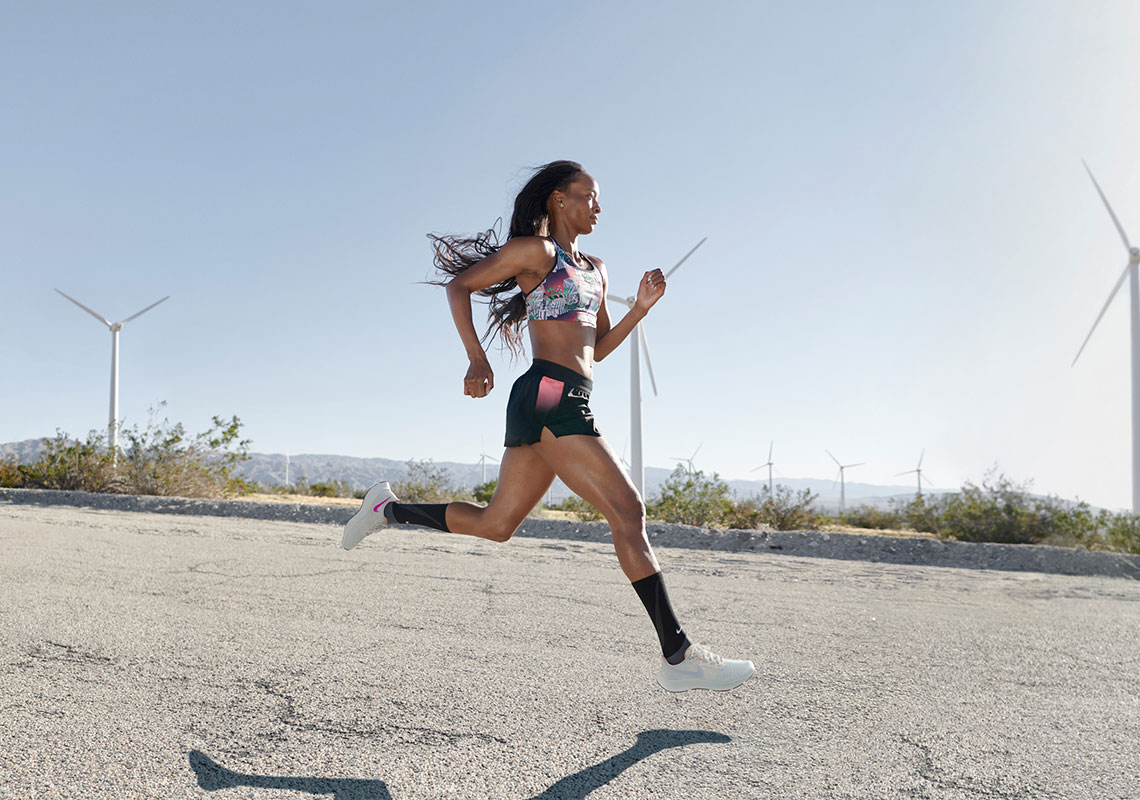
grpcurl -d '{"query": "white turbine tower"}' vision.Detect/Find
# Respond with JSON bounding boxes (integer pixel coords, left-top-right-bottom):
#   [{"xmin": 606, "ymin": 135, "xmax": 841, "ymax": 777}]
[
  {"xmin": 1072, "ymin": 160, "xmax": 1140, "ymax": 514},
  {"xmin": 608, "ymin": 237, "xmax": 706, "ymax": 498},
  {"xmin": 826, "ymin": 449, "xmax": 864, "ymax": 513},
  {"xmin": 751, "ymin": 441, "xmax": 775, "ymax": 494},
  {"xmin": 55, "ymin": 289, "xmax": 169, "ymax": 461},
  {"xmin": 670, "ymin": 443, "xmax": 703, "ymax": 475},
  {"xmin": 896, "ymin": 450, "xmax": 934, "ymax": 498}
]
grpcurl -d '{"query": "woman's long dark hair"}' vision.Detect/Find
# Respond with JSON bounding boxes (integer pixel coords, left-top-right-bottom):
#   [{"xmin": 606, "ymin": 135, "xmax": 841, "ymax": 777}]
[{"xmin": 428, "ymin": 160, "xmax": 586, "ymax": 356}]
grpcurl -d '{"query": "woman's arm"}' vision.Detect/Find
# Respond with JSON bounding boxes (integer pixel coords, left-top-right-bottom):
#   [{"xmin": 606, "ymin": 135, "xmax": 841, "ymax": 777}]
[
  {"xmin": 594, "ymin": 262, "xmax": 666, "ymax": 362},
  {"xmin": 445, "ymin": 237, "xmax": 549, "ymax": 397}
]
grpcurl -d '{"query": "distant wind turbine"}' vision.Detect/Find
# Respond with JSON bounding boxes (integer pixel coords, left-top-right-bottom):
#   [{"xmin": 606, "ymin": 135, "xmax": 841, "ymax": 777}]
[
  {"xmin": 1071, "ymin": 160, "xmax": 1140, "ymax": 514},
  {"xmin": 478, "ymin": 451, "xmax": 499, "ymax": 483},
  {"xmin": 826, "ymin": 449, "xmax": 864, "ymax": 513},
  {"xmin": 608, "ymin": 237, "xmax": 707, "ymax": 498},
  {"xmin": 895, "ymin": 450, "xmax": 935, "ymax": 498},
  {"xmin": 55, "ymin": 289, "xmax": 169, "ymax": 462},
  {"xmin": 670, "ymin": 443, "xmax": 703, "ymax": 475},
  {"xmin": 751, "ymin": 441, "xmax": 775, "ymax": 494}
]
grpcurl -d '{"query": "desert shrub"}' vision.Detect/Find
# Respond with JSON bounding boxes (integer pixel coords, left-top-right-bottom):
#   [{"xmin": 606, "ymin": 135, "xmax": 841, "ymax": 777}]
[
  {"xmin": 648, "ymin": 467, "xmax": 734, "ymax": 527},
  {"xmin": 554, "ymin": 495, "xmax": 604, "ymax": 522},
  {"xmin": 749, "ymin": 484, "xmax": 822, "ymax": 530},
  {"xmin": 472, "ymin": 480, "xmax": 497, "ymax": 504},
  {"xmin": 1096, "ymin": 510, "xmax": 1140, "ymax": 554},
  {"xmin": 936, "ymin": 472, "xmax": 1078, "ymax": 545},
  {"xmin": 118, "ymin": 405, "xmax": 253, "ymax": 497},
  {"xmin": 894, "ymin": 494, "xmax": 943, "ymax": 534},
  {"xmin": 838, "ymin": 504, "xmax": 903, "ymax": 530},
  {"xmin": 722, "ymin": 496, "xmax": 764, "ymax": 530},
  {"xmin": 1033, "ymin": 495, "xmax": 1099, "ymax": 548},
  {"xmin": 265, "ymin": 479, "xmax": 368, "ymax": 501},
  {"xmin": 1, "ymin": 458, "xmax": 25, "ymax": 488},
  {"xmin": 392, "ymin": 459, "xmax": 469, "ymax": 503},
  {"xmin": 15, "ymin": 430, "xmax": 118, "ymax": 492},
  {"xmin": 307, "ymin": 481, "xmax": 353, "ymax": 498}
]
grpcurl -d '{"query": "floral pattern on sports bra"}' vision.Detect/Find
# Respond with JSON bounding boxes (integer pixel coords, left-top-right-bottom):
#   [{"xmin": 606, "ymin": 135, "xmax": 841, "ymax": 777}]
[{"xmin": 524, "ymin": 238, "xmax": 603, "ymax": 325}]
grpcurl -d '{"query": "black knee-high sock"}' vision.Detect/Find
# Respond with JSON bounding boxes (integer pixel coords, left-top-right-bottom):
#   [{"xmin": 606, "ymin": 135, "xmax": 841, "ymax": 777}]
[
  {"xmin": 383, "ymin": 502, "xmax": 450, "ymax": 532},
  {"xmin": 632, "ymin": 571, "xmax": 692, "ymax": 664}
]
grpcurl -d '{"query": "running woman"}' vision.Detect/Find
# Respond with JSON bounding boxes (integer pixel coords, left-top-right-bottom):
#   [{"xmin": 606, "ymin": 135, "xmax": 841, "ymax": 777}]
[{"xmin": 343, "ymin": 160, "xmax": 754, "ymax": 692}]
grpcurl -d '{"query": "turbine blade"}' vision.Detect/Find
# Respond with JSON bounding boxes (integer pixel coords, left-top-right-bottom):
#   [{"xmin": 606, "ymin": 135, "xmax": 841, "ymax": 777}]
[
  {"xmin": 826, "ymin": 449, "xmax": 840, "ymax": 467},
  {"xmin": 847, "ymin": 462, "xmax": 865, "ymax": 469},
  {"xmin": 1072, "ymin": 262, "xmax": 1131, "ymax": 366},
  {"xmin": 768, "ymin": 441, "xmax": 773, "ymax": 462},
  {"xmin": 638, "ymin": 325, "xmax": 658, "ymax": 396},
  {"xmin": 55, "ymin": 289, "xmax": 111, "ymax": 327},
  {"xmin": 1083, "ymin": 160, "xmax": 1132, "ymax": 252},
  {"xmin": 608, "ymin": 293, "xmax": 634, "ymax": 308},
  {"xmin": 917, "ymin": 449, "xmax": 925, "ymax": 469},
  {"xmin": 895, "ymin": 470, "xmax": 917, "ymax": 477},
  {"xmin": 121, "ymin": 295, "xmax": 170, "ymax": 324},
  {"xmin": 665, "ymin": 237, "xmax": 707, "ymax": 278},
  {"xmin": 692, "ymin": 442, "xmax": 703, "ymax": 461}
]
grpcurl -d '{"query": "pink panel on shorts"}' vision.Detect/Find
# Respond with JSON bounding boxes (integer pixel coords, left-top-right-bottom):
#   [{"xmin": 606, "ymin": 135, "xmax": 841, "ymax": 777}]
[{"xmin": 536, "ymin": 376, "xmax": 564, "ymax": 414}]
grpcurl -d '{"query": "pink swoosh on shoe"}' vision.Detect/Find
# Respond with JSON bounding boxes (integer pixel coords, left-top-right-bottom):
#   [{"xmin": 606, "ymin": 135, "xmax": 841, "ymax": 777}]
[{"xmin": 372, "ymin": 498, "xmax": 392, "ymax": 513}]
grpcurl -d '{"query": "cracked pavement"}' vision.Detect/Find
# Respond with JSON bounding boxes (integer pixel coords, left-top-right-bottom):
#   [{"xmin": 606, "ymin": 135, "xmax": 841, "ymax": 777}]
[{"xmin": 1, "ymin": 503, "xmax": 1138, "ymax": 799}]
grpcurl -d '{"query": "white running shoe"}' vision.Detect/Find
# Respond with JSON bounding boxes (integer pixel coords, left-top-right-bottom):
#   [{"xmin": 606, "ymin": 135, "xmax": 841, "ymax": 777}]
[
  {"xmin": 656, "ymin": 643, "xmax": 755, "ymax": 692},
  {"xmin": 341, "ymin": 481, "xmax": 398, "ymax": 550}
]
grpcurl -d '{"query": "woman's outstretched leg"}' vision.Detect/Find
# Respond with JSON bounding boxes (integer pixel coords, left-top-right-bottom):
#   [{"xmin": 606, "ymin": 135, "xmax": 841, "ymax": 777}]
[
  {"xmin": 341, "ymin": 445, "xmax": 553, "ymax": 549},
  {"xmin": 531, "ymin": 428, "xmax": 755, "ymax": 691}
]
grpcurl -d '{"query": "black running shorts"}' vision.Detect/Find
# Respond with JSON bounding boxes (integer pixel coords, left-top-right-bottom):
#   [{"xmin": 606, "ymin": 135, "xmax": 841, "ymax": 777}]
[{"xmin": 504, "ymin": 359, "xmax": 601, "ymax": 447}]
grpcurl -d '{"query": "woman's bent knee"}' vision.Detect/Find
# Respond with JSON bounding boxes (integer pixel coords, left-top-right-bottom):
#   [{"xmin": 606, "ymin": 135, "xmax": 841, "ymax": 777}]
[
  {"xmin": 486, "ymin": 523, "xmax": 520, "ymax": 543},
  {"xmin": 481, "ymin": 514, "xmax": 523, "ymax": 543}
]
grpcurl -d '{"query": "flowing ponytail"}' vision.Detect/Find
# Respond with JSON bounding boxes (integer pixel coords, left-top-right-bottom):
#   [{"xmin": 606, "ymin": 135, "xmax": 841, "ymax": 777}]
[{"xmin": 428, "ymin": 160, "xmax": 586, "ymax": 357}]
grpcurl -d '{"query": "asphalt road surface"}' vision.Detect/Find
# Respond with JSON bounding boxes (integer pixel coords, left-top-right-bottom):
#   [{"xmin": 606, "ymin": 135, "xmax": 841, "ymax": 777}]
[{"xmin": 2, "ymin": 503, "xmax": 1138, "ymax": 800}]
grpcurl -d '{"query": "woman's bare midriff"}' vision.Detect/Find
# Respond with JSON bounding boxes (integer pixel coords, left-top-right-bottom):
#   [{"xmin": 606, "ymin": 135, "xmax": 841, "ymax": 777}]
[{"xmin": 528, "ymin": 319, "xmax": 597, "ymax": 378}]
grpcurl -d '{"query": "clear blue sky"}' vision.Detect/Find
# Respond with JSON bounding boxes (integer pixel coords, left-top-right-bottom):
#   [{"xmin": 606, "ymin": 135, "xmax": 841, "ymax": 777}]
[{"xmin": 3, "ymin": 1, "xmax": 1139, "ymax": 510}]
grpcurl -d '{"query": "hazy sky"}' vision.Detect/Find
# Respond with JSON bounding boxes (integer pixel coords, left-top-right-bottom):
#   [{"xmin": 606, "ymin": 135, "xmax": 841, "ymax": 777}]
[{"xmin": 3, "ymin": 1, "xmax": 1139, "ymax": 510}]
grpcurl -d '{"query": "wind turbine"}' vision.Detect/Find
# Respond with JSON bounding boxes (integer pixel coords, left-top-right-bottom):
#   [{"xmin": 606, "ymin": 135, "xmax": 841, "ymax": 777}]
[
  {"xmin": 477, "ymin": 451, "xmax": 499, "ymax": 483},
  {"xmin": 670, "ymin": 443, "xmax": 703, "ymax": 475},
  {"xmin": 895, "ymin": 449, "xmax": 935, "ymax": 498},
  {"xmin": 751, "ymin": 441, "xmax": 775, "ymax": 494},
  {"xmin": 826, "ymin": 449, "xmax": 864, "ymax": 513},
  {"xmin": 1072, "ymin": 160, "xmax": 1140, "ymax": 514},
  {"xmin": 608, "ymin": 237, "xmax": 707, "ymax": 498},
  {"xmin": 55, "ymin": 289, "xmax": 169, "ymax": 462}
]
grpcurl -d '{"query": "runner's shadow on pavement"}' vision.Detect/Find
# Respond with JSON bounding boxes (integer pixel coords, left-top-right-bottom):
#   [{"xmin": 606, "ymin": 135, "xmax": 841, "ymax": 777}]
[
  {"xmin": 189, "ymin": 729, "xmax": 728, "ymax": 799},
  {"xmin": 189, "ymin": 750, "xmax": 390, "ymax": 800},
  {"xmin": 527, "ymin": 728, "xmax": 732, "ymax": 799}
]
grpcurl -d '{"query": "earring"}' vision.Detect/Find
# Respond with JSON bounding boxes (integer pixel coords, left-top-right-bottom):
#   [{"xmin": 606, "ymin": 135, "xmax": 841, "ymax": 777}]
[{"xmin": 559, "ymin": 201, "xmax": 564, "ymax": 208}]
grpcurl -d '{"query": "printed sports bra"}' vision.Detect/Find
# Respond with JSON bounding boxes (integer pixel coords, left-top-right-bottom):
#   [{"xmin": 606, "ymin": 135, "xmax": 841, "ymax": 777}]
[{"xmin": 524, "ymin": 237, "xmax": 603, "ymax": 325}]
